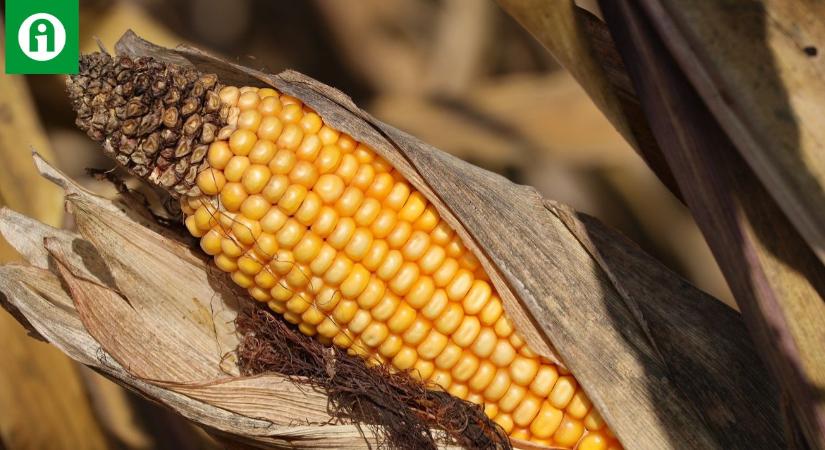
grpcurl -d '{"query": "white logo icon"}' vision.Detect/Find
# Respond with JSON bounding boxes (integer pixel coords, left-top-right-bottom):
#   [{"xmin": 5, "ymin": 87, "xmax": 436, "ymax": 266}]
[{"xmin": 17, "ymin": 13, "xmax": 66, "ymax": 62}]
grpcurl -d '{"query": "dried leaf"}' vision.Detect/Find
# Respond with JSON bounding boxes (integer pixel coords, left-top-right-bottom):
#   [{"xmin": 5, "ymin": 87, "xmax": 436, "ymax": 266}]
[
  {"xmin": 638, "ymin": 0, "xmax": 825, "ymax": 266},
  {"xmin": 599, "ymin": 2, "xmax": 822, "ymax": 447}
]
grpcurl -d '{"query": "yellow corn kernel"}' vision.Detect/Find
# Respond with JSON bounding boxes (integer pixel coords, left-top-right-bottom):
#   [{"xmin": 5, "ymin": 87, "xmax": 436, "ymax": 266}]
[
  {"xmin": 552, "ymin": 415, "xmax": 585, "ymax": 447},
  {"xmin": 530, "ymin": 402, "xmax": 564, "ymax": 439}
]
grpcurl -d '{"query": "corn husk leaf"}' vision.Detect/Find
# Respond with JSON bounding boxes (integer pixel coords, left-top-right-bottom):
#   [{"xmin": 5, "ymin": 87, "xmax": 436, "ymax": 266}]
[
  {"xmin": 0, "ymin": 18, "xmax": 109, "ymax": 450},
  {"xmin": 598, "ymin": 2, "xmax": 825, "ymax": 447},
  {"xmin": 0, "ymin": 31, "xmax": 786, "ymax": 449}
]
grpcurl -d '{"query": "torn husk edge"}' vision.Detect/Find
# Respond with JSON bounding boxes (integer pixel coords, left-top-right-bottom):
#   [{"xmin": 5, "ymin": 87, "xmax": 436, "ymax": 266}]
[{"xmin": 108, "ymin": 31, "xmax": 786, "ymax": 449}]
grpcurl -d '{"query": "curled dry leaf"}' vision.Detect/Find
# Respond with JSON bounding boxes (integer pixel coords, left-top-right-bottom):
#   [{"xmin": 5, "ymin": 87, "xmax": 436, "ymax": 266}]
[{"xmin": 0, "ymin": 30, "xmax": 787, "ymax": 449}]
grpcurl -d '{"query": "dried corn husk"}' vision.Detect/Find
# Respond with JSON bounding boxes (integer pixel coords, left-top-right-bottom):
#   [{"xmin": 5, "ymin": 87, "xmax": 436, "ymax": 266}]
[{"xmin": 0, "ymin": 31, "xmax": 786, "ymax": 449}]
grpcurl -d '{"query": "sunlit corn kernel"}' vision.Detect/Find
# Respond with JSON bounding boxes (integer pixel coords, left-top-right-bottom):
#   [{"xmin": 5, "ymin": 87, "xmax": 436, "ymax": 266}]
[
  {"xmin": 296, "ymin": 134, "xmax": 322, "ymax": 161},
  {"xmin": 429, "ymin": 369, "xmax": 452, "ymax": 389},
  {"xmin": 529, "ymin": 365, "xmax": 559, "ymax": 398},
  {"xmin": 332, "ymin": 331, "xmax": 354, "ymax": 349},
  {"xmin": 287, "ymin": 161, "xmax": 318, "ymax": 189},
  {"xmin": 340, "ymin": 264, "xmax": 370, "ymax": 298},
  {"xmin": 566, "ymin": 389, "xmax": 592, "ymax": 419},
  {"xmin": 418, "ymin": 246, "xmax": 446, "ymax": 275},
  {"xmin": 196, "ymin": 168, "xmax": 226, "ymax": 195},
  {"xmin": 335, "ymin": 154, "xmax": 359, "ymax": 184},
  {"xmin": 316, "ymin": 125, "xmax": 338, "ymax": 145},
  {"xmin": 383, "ymin": 182, "xmax": 410, "ymax": 211},
  {"xmin": 400, "ymin": 231, "xmax": 429, "ymax": 261},
  {"xmin": 298, "ymin": 322, "xmax": 317, "ymax": 336},
  {"xmin": 237, "ymin": 254, "xmax": 263, "ymax": 276},
  {"xmin": 260, "ymin": 207, "xmax": 287, "ymax": 234},
  {"xmin": 376, "ymin": 250, "xmax": 403, "ymax": 281},
  {"xmin": 498, "ymin": 384, "xmax": 527, "ymax": 413},
  {"xmin": 451, "ymin": 352, "xmax": 479, "ymax": 382},
  {"xmin": 229, "ymin": 129, "xmax": 257, "ymax": 156},
  {"xmin": 327, "ymin": 217, "xmax": 356, "ymax": 250},
  {"xmin": 231, "ymin": 216, "xmax": 262, "ymax": 246},
  {"xmin": 310, "ymin": 207, "xmax": 339, "ymax": 238},
  {"xmin": 366, "ymin": 172, "xmax": 394, "ymax": 200},
  {"xmin": 369, "ymin": 291, "xmax": 399, "ymax": 321},
  {"xmin": 335, "ymin": 187, "xmax": 363, "ymax": 217},
  {"xmin": 185, "ymin": 216, "xmax": 204, "ymax": 237},
  {"xmin": 248, "ymin": 140, "xmax": 276, "ymax": 167},
  {"xmin": 383, "ymin": 301, "xmax": 414, "ymax": 334},
  {"xmin": 446, "ymin": 269, "xmax": 474, "ymax": 301},
  {"xmin": 353, "ymin": 198, "xmax": 381, "ymax": 227},
  {"xmin": 452, "ymin": 316, "xmax": 481, "ymax": 348},
  {"xmin": 270, "ymin": 249, "xmax": 295, "ymax": 275},
  {"xmin": 343, "ymin": 228, "xmax": 373, "ymax": 261},
  {"xmin": 347, "ymin": 309, "xmax": 372, "ymax": 335},
  {"xmin": 219, "ymin": 182, "xmax": 247, "ymax": 211},
  {"xmin": 323, "ymin": 253, "xmax": 353, "ymax": 286},
  {"xmin": 584, "ymin": 408, "xmax": 605, "ymax": 431},
  {"xmin": 434, "ymin": 343, "xmax": 462, "ymax": 370},
  {"xmin": 317, "ymin": 317, "xmax": 339, "ymax": 338},
  {"xmin": 361, "ymin": 322, "xmax": 389, "ymax": 348},
  {"xmin": 351, "ymin": 165, "xmax": 376, "ymax": 193},
  {"xmin": 257, "ymin": 88, "xmax": 278, "ymax": 98},
  {"xmin": 484, "ymin": 403, "xmax": 499, "ymax": 420},
  {"xmin": 434, "ymin": 302, "xmax": 464, "ymax": 335},
  {"xmin": 508, "ymin": 356, "xmax": 540, "ymax": 387},
  {"xmin": 471, "ymin": 328, "xmax": 497, "ymax": 359},
  {"xmin": 261, "ymin": 174, "xmax": 289, "ymax": 204},
  {"xmin": 299, "ymin": 112, "xmax": 322, "ymax": 134},
  {"xmin": 253, "ymin": 269, "xmax": 278, "ymax": 290},
  {"xmin": 375, "ymin": 334, "xmax": 401, "ymax": 358},
  {"xmin": 404, "ymin": 276, "xmax": 435, "ymax": 309},
  {"xmin": 283, "ymin": 311, "xmax": 301, "ymax": 325},
  {"xmin": 193, "ymin": 204, "xmax": 218, "ymax": 230},
  {"xmin": 231, "ymin": 270, "xmax": 254, "ymax": 288},
  {"xmin": 392, "ymin": 346, "xmax": 417, "ymax": 370},
  {"xmin": 267, "ymin": 299, "xmax": 286, "ymax": 314},
  {"xmin": 224, "ymin": 156, "xmax": 251, "ymax": 182},
  {"xmin": 413, "ymin": 205, "xmax": 439, "ymax": 232},
  {"xmin": 285, "ymin": 265, "xmax": 311, "ymax": 289},
  {"xmin": 314, "ymin": 173, "xmax": 345, "ymax": 204},
  {"xmin": 550, "ymin": 376, "xmax": 578, "ymax": 410},
  {"xmin": 292, "ymin": 233, "xmax": 322, "ymax": 263},
  {"xmin": 356, "ymin": 276, "xmax": 385, "ymax": 309},
  {"xmin": 238, "ymin": 166, "xmax": 270, "ymax": 196},
  {"xmin": 276, "ymin": 123, "xmax": 303, "ymax": 150},
  {"xmin": 479, "ymin": 297, "xmax": 503, "ymax": 326},
  {"xmin": 386, "ymin": 221, "xmax": 412, "ymax": 249},
  {"xmin": 493, "ymin": 413, "xmax": 514, "ymax": 434},
  {"xmin": 214, "ymin": 253, "xmax": 238, "ymax": 272},
  {"xmin": 510, "ymin": 333, "xmax": 525, "ymax": 350},
  {"xmin": 417, "ymin": 330, "xmax": 448, "ymax": 360},
  {"xmin": 397, "ymin": 193, "xmax": 425, "ymax": 223},
  {"xmin": 466, "ymin": 358, "xmax": 496, "ymax": 391},
  {"xmin": 238, "ymin": 109, "xmax": 262, "ymax": 131},
  {"xmin": 553, "ymin": 415, "xmax": 585, "ymax": 447},
  {"xmin": 279, "ymin": 103, "xmax": 303, "ymax": 123},
  {"xmin": 370, "ymin": 209, "xmax": 398, "ymax": 239},
  {"xmin": 447, "ymin": 383, "xmax": 469, "ymax": 400},
  {"xmin": 388, "ymin": 262, "xmax": 419, "ymax": 296},
  {"xmin": 294, "ymin": 192, "xmax": 322, "ymax": 226},
  {"xmin": 578, "ymin": 432, "xmax": 609, "ymax": 450},
  {"xmin": 361, "ymin": 240, "xmax": 388, "ymax": 272},
  {"xmin": 491, "ymin": 340, "xmax": 517, "ymax": 367},
  {"xmin": 410, "ymin": 359, "xmax": 434, "ymax": 381},
  {"xmin": 530, "ymin": 402, "xmax": 564, "ymax": 439},
  {"xmin": 494, "ymin": 315, "xmax": 514, "ymax": 338},
  {"xmin": 240, "ymin": 195, "xmax": 270, "ymax": 221},
  {"xmin": 248, "ymin": 286, "xmax": 271, "ymax": 302},
  {"xmin": 200, "ymin": 229, "xmax": 223, "ymax": 255},
  {"xmin": 514, "ymin": 394, "xmax": 544, "ymax": 428},
  {"xmin": 401, "ymin": 317, "xmax": 431, "ymax": 346},
  {"xmin": 510, "ymin": 428, "xmax": 530, "ymax": 440},
  {"xmin": 308, "ymin": 244, "xmax": 336, "ymax": 275},
  {"xmin": 484, "ymin": 369, "xmax": 512, "ymax": 402},
  {"xmin": 278, "ymin": 184, "xmax": 308, "ymax": 216},
  {"xmin": 237, "ymin": 91, "xmax": 260, "ymax": 110},
  {"xmin": 316, "ymin": 286, "xmax": 341, "ymax": 313},
  {"xmin": 258, "ymin": 95, "xmax": 282, "ymax": 116},
  {"xmin": 432, "ymin": 258, "xmax": 459, "ymax": 288}
]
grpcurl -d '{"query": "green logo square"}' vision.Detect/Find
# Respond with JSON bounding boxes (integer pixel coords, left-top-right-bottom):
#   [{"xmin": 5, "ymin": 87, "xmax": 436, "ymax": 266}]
[{"xmin": 4, "ymin": 0, "xmax": 79, "ymax": 74}]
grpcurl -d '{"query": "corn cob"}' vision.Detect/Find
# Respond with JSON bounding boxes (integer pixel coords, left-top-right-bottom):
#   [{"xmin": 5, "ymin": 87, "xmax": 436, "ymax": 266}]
[{"xmin": 68, "ymin": 54, "xmax": 620, "ymax": 450}]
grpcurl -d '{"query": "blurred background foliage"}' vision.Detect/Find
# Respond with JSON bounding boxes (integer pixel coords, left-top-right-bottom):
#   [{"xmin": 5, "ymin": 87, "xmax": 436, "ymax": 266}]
[{"xmin": 0, "ymin": 0, "xmax": 732, "ymax": 448}]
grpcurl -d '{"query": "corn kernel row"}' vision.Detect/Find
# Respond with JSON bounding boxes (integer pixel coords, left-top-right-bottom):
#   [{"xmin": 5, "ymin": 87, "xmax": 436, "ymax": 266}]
[{"xmin": 181, "ymin": 86, "xmax": 620, "ymax": 450}]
